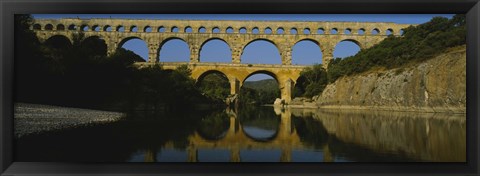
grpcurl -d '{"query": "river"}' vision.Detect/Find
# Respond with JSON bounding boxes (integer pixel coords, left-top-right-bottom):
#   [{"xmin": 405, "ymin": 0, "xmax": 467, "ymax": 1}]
[{"xmin": 15, "ymin": 106, "xmax": 466, "ymax": 162}]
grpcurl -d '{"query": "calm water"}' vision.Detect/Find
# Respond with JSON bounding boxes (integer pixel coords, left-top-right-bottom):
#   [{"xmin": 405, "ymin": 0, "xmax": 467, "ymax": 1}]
[{"xmin": 15, "ymin": 106, "xmax": 466, "ymax": 162}]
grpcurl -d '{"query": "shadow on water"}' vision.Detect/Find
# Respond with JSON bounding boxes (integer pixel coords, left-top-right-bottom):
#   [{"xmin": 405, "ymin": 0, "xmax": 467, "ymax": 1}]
[{"xmin": 15, "ymin": 106, "xmax": 466, "ymax": 162}]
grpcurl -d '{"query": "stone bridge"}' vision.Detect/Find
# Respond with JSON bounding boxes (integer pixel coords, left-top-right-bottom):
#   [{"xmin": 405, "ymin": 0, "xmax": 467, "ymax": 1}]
[
  {"xmin": 136, "ymin": 62, "xmax": 306, "ymax": 102},
  {"xmin": 31, "ymin": 18, "xmax": 413, "ymax": 103}
]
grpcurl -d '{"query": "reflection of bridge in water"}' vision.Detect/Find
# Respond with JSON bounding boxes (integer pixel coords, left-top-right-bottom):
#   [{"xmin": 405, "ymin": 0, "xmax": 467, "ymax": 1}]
[{"xmin": 144, "ymin": 108, "xmax": 333, "ymax": 162}]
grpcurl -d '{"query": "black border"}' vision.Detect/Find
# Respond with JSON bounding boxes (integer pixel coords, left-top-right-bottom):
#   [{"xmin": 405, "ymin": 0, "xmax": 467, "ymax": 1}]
[{"xmin": 1, "ymin": 0, "xmax": 479, "ymax": 175}]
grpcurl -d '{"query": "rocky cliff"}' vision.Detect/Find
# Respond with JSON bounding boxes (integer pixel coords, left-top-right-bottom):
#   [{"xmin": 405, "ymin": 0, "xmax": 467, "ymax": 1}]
[{"xmin": 314, "ymin": 46, "xmax": 466, "ymax": 113}]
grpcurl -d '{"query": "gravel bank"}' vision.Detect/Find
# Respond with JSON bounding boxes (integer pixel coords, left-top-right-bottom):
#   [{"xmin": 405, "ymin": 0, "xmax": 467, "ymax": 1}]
[{"xmin": 15, "ymin": 103, "xmax": 125, "ymax": 138}]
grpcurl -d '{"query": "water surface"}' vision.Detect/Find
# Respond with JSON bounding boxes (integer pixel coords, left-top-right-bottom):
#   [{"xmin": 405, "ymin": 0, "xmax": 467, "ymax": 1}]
[{"xmin": 15, "ymin": 106, "xmax": 466, "ymax": 162}]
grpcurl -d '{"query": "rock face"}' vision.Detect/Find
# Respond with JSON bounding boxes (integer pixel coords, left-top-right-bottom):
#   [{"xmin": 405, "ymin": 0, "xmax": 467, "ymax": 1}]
[{"xmin": 316, "ymin": 46, "xmax": 466, "ymax": 113}]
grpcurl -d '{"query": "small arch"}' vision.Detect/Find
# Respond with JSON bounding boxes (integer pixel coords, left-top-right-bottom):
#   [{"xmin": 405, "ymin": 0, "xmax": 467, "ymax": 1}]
[
  {"xmin": 184, "ymin": 26, "xmax": 192, "ymax": 33},
  {"xmin": 330, "ymin": 28, "xmax": 338, "ymax": 34},
  {"xmin": 303, "ymin": 28, "xmax": 310, "ymax": 34},
  {"xmin": 68, "ymin": 24, "xmax": 76, "ymax": 30},
  {"xmin": 33, "ymin": 24, "xmax": 41, "ymax": 30},
  {"xmin": 239, "ymin": 27, "xmax": 247, "ymax": 34},
  {"xmin": 317, "ymin": 28, "xmax": 325, "ymax": 34},
  {"xmin": 130, "ymin": 26, "xmax": 138, "ymax": 32},
  {"xmin": 264, "ymin": 27, "xmax": 272, "ymax": 34},
  {"xmin": 371, "ymin": 28, "xmax": 380, "ymax": 35},
  {"xmin": 344, "ymin": 28, "xmax": 352, "ymax": 35},
  {"xmin": 117, "ymin": 25, "xmax": 125, "ymax": 32},
  {"xmin": 56, "ymin": 24, "xmax": 65, "ymax": 31},
  {"xmin": 103, "ymin": 25, "xmax": 112, "ymax": 32},
  {"xmin": 171, "ymin": 26, "xmax": 179, "ymax": 33},
  {"xmin": 81, "ymin": 25, "xmax": 89, "ymax": 31},
  {"xmin": 358, "ymin": 28, "xmax": 365, "ymax": 35},
  {"xmin": 44, "ymin": 24, "xmax": 53, "ymax": 31},
  {"xmin": 276, "ymin": 27, "xmax": 284, "ymax": 34},
  {"xmin": 226, "ymin": 27, "xmax": 234, "ymax": 33},
  {"xmin": 252, "ymin": 27, "xmax": 259, "ymax": 34},
  {"xmin": 144, "ymin": 26, "xmax": 152, "ymax": 32},
  {"xmin": 212, "ymin": 27, "xmax": 220, "ymax": 33},
  {"xmin": 198, "ymin": 26, "xmax": 206, "ymax": 33},
  {"xmin": 290, "ymin": 28, "xmax": 298, "ymax": 34},
  {"xmin": 92, "ymin": 25, "xmax": 101, "ymax": 32},
  {"xmin": 386, "ymin": 28, "xmax": 394, "ymax": 35},
  {"xmin": 158, "ymin": 26, "xmax": 166, "ymax": 32},
  {"xmin": 399, "ymin": 29, "xmax": 405, "ymax": 36}
]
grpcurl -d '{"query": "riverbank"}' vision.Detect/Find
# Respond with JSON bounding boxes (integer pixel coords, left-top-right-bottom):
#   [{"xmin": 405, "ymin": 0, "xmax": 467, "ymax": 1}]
[{"xmin": 14, "ymin": 103, "xmax": 125, "ymax": 138}]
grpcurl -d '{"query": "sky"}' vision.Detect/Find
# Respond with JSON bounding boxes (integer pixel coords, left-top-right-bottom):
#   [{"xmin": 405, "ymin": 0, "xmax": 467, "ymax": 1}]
[{"xmin": 32, "ymin": 14, "xmax": 454, "ymax": 81}]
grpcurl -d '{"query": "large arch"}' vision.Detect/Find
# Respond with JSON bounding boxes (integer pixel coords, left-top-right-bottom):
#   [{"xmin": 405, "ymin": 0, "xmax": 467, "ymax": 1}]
[
  {"xmin": 291, "ymin": 39, "xmax": 323, "ymax": 65},
  {"xmin": 195, "ymin": 70, "xmax": 229, "ymax": 84},
  {"xmin": 80, "ymin": 36, "xmax": 108, "ymax": 57},
  {"xmin": 117, "ymin": 37, "xmax": 149, "ymax": 61},
  {"xmin": 333, "ymin": 39, "xmax": 362, "ymax": 59},
  {"xmin": 44, "ymin": 35, "xmax": 73, "ymax": 49},
  {"xmin": 158, "ymin": 37, "xmax": 190, "ymax": 62},
  {"xmin": 241, "ymin": 39, "xmax": 281, "ymax": 64},
  {"xmin": 242, "ymin": 70, "xmax": 279, "ymax": 85},
  {"xmin": 199, "ymin": 38, "xmax": 232, "ymax": 63}
]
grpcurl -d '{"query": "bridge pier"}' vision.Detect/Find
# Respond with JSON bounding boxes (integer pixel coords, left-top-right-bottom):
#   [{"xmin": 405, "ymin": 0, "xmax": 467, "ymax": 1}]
[
  {"xmin": 187, "ymin": 147, "xmax": 198, "ymax": 162},
  {"xmin": 280, "ymin": 78, "xmax": 294, "ymax": 104},
  {"xmin": 229, "ymin": 77, "xmax": 241, "ymax": 95}
]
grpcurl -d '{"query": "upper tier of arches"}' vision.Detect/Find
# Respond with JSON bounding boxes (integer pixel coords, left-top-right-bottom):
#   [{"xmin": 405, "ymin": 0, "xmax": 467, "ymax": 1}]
[{"xmin": 31, "ymin": 19, "xmax": 412, "ymax": 36}]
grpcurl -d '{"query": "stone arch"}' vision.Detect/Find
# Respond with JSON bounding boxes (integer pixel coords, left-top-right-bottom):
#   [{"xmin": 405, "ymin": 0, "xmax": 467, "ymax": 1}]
[
  {"xmin": 241, "ymin": 70, "xmax": 279, "ymax": 86},
  {"xmin": 276, "ymin": 27, "xmax": 285, "ymax": 34},
  {"xmin": 80, "ymin": 36, "xmax": 108, "ymax": 56},
  {"xmin": 199, "ymin": 37, "xmax": 232, "ymax": 63},
  {"xmin": 33, "ymin": 24, "xmax": 41, "ymax": 30},
  {"xmin": 81, "ymin": 24, "xmax": 89, "ymax": 31},
  {"xmin": 56, "ymin": 24, "xmax": 65, "ymax": 31},
  {"xmin": 195, "ymin": 70, "xmax": 229, "ymax": 84},
  {"xmin": 44, "ymin": 35, "xmax": 73, "ymax": 48},
  {"xmin": 117, "ymin": 36, "xmax": 149, "ymax": 61},
  {"xmin": 371, "ymin": 28, "xmax": 380, "ymax": 35},
  {"xmin": 333, "ymin": 39, "xmax": 362, "ymax": 59},
  {"xmin": 144, "ymin": 26, "xmax": 152, "ymax": 32},
  {"xmin": 184, "ymin": 26, "xmax": 193, "ymax": 33},
  {"xmin": 158, "ymin": 37, "xmax": 190, "ymax": 62},
  {"xmin": 241, "ymin": 38, "xmax": 281, "ymax": 64},
  {"xmin": 226, "ymin": 27, "xmax": 234, "ymax": 33},
  {"xmin": 44, "ymin": 24, "xmax": 53, "ymax": 30},
  {"xmin": 92, "ymin": 25, "xmax": 101, "ymax": 32},
  {"xmin": 339, "ymin": 39, "xmax": 363, "ymax": 49},
  {"xmin": 291, "ymin": 38, "xmax": 323, "ymax": 65},
  {"xmin": 68, "ymin": 24, "xmax": 76, "ymax": 30}
]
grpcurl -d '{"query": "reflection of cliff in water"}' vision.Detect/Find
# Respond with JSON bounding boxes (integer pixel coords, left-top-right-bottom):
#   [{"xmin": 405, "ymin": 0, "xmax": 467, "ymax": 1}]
[{"xmin": 290, "ymin": 108, "xmax": 466, "ymax": 162}]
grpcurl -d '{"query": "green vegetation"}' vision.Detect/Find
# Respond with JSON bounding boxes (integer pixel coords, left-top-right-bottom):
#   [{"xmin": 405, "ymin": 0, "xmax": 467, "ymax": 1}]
[
  {"xmin": 294, "ymin": 14, "xmax": 466, "ymax": 98},
  {"xmin": 293, "ymin": 64, "xmax": 328, "ymax": 98},
  {"xmin": 196, "ymin": 73, "xmax": 230, "ymax": 102},
  {"xmin": 239, "ymin": 79, "xmax": 280, "ymax": 105},
  {"xmin": 15, "ymin": 15, "xmax": 219, "ymax": 111},
  {"xmin": 327, "ymin": 14, "xmax": 466, "ymax": 83}
]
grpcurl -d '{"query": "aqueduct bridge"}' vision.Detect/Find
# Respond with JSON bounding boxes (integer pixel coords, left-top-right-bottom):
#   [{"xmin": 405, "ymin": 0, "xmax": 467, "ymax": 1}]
[{"xmin": 32, "ymin": 18, "xmax": 413, "ymax": 103}]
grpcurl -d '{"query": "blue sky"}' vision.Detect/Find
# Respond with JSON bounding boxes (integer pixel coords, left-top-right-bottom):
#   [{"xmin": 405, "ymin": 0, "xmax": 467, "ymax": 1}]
[{"xmin": 33, "ymin": 14, "xmax": 454, "ymax": 81}]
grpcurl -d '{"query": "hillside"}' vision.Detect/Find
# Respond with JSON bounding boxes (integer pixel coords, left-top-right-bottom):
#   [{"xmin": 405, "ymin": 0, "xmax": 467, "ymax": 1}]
[
  {"xmin": 313, "ymin": 45, "xmax": 466, "ymax": 113},
  {"xmin": 243, "ymin": 79, "xmax": 278, "ymax": 92}
]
